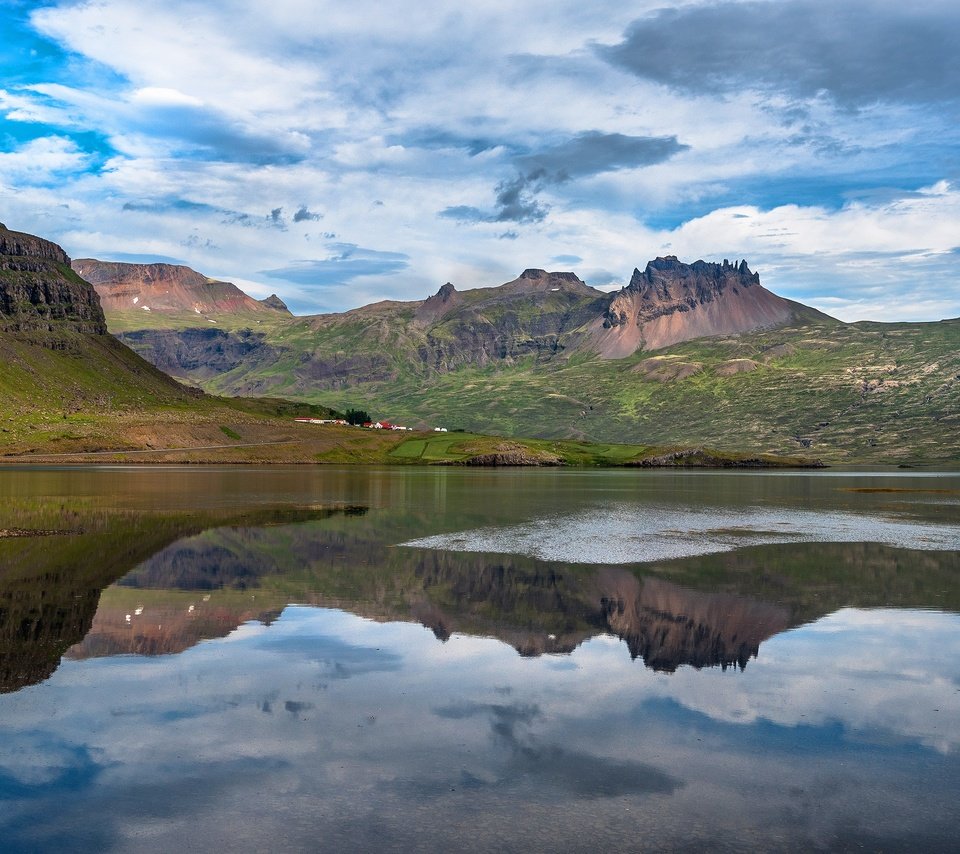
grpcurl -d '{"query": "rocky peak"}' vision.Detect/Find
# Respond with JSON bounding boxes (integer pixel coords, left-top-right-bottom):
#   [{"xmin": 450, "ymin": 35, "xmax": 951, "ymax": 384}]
[
  {"xmin": 415, "ymin": 281, "xmax": 462, "ymax": 324},
  {"xmin": 435, "ymin": 282, "xmax": 457, "ymax": 301},
  {"xmin": 605, "ymin": 256, "xmax": 763, "ymax": 326},
  {"xmin": 260, "ymin": 294, "xmax": 290, "ymax": 313},
  {"xmin": 0, "ymin": 223, "xmax": 107, "ymax": 334},
  {"xmin": 506, "ymin": 269, "xmax": 590, "ymax": 294},
  {"xmin": 518, "ymin": 268, "xmax": 584, "ymax": 284},
  {"xmin": 625, "ymin": 256, "xmax": 760, "ymax": 302},
  {"xmin": 592, "ymin": 256, "xmax": 805, "ymax": 357}
]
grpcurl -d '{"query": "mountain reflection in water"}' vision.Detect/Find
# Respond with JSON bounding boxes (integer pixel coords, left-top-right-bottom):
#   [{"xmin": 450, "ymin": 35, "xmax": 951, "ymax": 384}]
[
  {"xmin": 66, "ymin": 533, "xmax": 792, "ymax": 673},
  {"xmin": 2, "ymin": 511, "xmax": 958, "ymax": 691}
]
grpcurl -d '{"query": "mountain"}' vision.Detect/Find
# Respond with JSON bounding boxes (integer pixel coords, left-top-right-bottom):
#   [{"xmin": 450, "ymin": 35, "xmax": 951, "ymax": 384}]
[
  {"xmin": 72, "ymin": 258, "xmax": 291, "ymax": 331},
  {"xmin": 94, "ymin": 257, "xmax": 827, "ymax": 394},
  {"xmin": 86, "ymin": 253, "xmax": 960, "ymax": 464},
  {"xmin": 588, "ymin": 257, "xmax": 828, "ymax": 357}
]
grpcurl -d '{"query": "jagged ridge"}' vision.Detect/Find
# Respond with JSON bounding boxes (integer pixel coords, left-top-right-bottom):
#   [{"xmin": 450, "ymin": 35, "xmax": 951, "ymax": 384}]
[{"xmin": 588, "ymin": 256, "xmax": 829, "ymax": 357}]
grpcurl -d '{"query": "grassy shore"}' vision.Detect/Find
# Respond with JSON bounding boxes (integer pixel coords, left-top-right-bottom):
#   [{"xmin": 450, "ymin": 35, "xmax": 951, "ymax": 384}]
[{"xmin": 1, "ymin": 421, "xmax": 823, "ymax": 467}]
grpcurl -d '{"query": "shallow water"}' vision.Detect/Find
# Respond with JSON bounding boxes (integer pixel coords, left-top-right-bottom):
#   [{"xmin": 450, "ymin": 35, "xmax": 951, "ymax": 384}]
[{"xmin": 0, "ymin": 466, "xmax": 958, "ymax": 852}]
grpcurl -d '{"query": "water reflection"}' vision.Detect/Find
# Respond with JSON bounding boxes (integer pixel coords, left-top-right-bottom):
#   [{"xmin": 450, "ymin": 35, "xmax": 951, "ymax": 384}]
[{"xmin": 0, "ymin": 468, "xmax": 958, "ymax": 852}]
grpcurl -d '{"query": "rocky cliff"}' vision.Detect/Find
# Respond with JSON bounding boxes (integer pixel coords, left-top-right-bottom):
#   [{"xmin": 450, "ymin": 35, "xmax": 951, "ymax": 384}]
[
  {"xmin": 588, "ymin": 256, "xmax": 825, "ymax": 357},
  {"xmin": 0, "ymin": 223, "xmax": 107, "ymax": 334}
]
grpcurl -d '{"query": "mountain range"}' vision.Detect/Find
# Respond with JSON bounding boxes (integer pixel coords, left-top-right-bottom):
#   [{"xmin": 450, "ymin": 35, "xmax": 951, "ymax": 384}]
[{"xmin": 72, "ymin": 253, "xmax": 960, "ymax": 464}]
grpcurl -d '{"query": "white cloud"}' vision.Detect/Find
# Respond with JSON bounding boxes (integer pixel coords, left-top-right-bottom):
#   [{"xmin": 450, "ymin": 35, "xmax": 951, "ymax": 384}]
[
  {"xmin": 131, "ymin": 86, "xmax": 204, "ymax": 107},
  {"xmin": 0, "ymin": 136, "xmax": 90, "ymax": 185},
  {"xmin": 0, "ymin": 0, "xmax": 955, "ymax": 318}
]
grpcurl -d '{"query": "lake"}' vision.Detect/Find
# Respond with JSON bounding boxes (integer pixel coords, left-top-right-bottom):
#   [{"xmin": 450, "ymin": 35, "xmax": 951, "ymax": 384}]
[{"xmin": 1, "ymin": 466, "xmax": 958, "ymax": 852}]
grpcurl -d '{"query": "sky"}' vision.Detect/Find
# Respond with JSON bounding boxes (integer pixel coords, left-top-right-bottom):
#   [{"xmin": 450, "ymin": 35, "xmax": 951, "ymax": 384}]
[{"xmin": 1, "ymin": 0, "xmax": 959, "ymax": 320}]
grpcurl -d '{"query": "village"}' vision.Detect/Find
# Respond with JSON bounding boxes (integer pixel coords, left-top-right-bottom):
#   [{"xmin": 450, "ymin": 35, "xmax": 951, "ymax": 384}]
[{"xmin": 294, "ymin": 417, "xmax": 448, "ymax": 432}]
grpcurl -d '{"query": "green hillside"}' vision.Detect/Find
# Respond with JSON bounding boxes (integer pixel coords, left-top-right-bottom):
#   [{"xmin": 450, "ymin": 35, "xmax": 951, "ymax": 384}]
[{"xmin": 125, "ymin": 314, "xmax": 960, "ymax": 466}]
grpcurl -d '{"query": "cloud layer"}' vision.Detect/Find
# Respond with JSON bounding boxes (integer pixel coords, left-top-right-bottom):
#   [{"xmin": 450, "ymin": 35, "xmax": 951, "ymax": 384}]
[{"xmin": 0, "ymin": 0, "xmax": 958, "ymax": 318}]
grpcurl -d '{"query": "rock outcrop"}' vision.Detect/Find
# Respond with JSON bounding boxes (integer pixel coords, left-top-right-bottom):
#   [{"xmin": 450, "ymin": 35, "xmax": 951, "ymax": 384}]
[
  {"xmin": 0, "ymin": 223, "xmax": 107, "ymax": 334},
  {"xmin": 414, "ymin": 281, "xmax": 461, "ymax": 325},
  {"xmin": 260, "ymin": 293, "xmax": 289, "ymax": 312},
  {"xmin": 589, "ymin": 256, "xmax": 826, "ymax": 357}
]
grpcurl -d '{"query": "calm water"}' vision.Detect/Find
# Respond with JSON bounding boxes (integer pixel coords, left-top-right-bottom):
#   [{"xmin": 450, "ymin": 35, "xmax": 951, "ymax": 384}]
[{"xmin": 1, "ymin": 466, "xmax": 959, "ymax": 852}]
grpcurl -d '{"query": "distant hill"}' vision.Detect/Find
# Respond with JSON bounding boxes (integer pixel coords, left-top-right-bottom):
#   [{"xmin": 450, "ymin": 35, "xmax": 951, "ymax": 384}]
[
  {"xmin": 72, "ymin": 258, "xmax": 290, "ymax": 331},
  {"xmin": 86, "ymin": 253, "xmax": 960, "ymax": 464}
]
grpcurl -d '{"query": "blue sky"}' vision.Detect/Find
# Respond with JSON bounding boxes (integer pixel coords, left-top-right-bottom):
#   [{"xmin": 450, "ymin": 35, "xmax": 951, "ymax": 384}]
[{"xmin": 1, "ymin": 0, "xmax": 959, "ymax": 319}]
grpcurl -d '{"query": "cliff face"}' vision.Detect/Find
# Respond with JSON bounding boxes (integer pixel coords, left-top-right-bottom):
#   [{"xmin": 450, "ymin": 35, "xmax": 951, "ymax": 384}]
[
  {"xmin": 72, "ymin": 258, "xmax": 291, "ymax": 319},
  {"xmin": 0, "ymin": 223, "xmax": 107, "ymax": 334},
  {"xmin": 588, "ymin": 256, "xmax": 823, "ymax": 357}
]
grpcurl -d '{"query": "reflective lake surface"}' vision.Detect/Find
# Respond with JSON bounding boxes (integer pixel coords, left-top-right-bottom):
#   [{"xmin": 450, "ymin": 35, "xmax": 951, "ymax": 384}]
[{"xmin": 1, "ymin": 466, "xmax": 958, "ymax": 852}]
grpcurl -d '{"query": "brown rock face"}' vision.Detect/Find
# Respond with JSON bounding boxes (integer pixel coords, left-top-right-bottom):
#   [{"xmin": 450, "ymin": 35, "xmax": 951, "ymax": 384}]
[
  {"xmin": 0, "ymin": 223, "xmax": 107, "ymax": 334},
  {"xmin": 589, "ymin": 256, "xmax": 824, "ymax": 357},
  {"xmin": 72, "ymin": 258, "xmax": 290, "ymax": 318}
]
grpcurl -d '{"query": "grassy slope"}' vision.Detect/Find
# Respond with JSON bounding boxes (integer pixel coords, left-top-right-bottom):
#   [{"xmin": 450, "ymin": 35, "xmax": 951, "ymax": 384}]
[
  {"xmin": 199, "ymin": 316, "xmax": 959, "ymax": 466},
  {"xmin": 104, "ymin": 308, "xmax": 293, "ymax": 334},
  {"xmin": 0, "ymin": 329, "xmax": 336, "ymax": 458}
]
